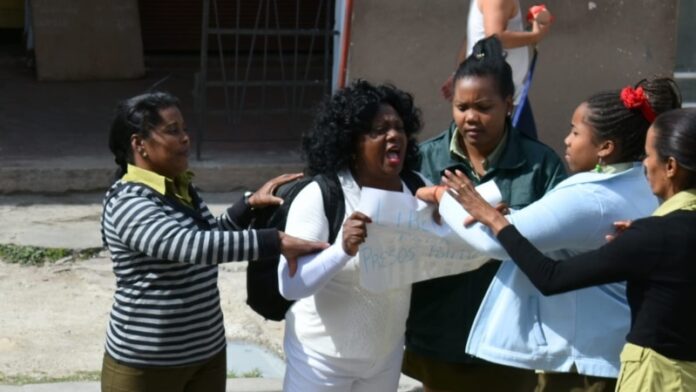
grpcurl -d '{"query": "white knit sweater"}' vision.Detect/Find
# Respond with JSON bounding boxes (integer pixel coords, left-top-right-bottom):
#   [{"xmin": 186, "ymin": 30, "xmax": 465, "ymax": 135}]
[{"xmin": 278, "ymin": 170, "xmax": 412, "ymax": 361}]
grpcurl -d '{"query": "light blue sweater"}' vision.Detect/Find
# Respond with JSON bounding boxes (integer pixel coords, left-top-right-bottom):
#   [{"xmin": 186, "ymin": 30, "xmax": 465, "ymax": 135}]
[{"xmin": 457, "ymin": 165, "xmax": 657, "ymax": 377}]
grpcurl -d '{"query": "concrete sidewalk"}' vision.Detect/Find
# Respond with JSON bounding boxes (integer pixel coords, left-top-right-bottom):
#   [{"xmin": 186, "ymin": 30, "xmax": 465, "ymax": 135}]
[
  {"xmin": 0, "ymin": 154, "xmax": 304, "ymax": 194},
  {"xmin": 0, "ymin": 192, "xmax": 423, "ymax": 392},
  {"xmin": 0, "ymin": 378, "xmax": 422, "ymax": 392},
  {"xmin": 0, "ymin": 191, "xmax": 241, "ymax": 249},
  {"xmin": 0, "ymin": 379, "xmax": 283, "ymax": 392},
  {"xmin": 0, "ymin": 376, "xmax": 421, "ymax": 391}
]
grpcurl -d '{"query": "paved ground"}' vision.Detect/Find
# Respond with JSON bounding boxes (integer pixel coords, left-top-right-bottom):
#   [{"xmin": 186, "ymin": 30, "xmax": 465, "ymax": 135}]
[
  {"xmin": 0, "ymin": 192, "xmax": 422, "ymax": 392},
  {"xmin": 0, "ymin": 379, "xmax": 285, "ymax": 392},
  {"xmin": 0, "ymin": 39, "xmax": 421, "ymax": 392}
]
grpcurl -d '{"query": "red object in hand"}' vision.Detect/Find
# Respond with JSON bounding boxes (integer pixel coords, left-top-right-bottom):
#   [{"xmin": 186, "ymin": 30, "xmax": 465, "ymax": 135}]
[{"xmin": 527, "ymin": 4, "xmax": 553, "ymax": 24}]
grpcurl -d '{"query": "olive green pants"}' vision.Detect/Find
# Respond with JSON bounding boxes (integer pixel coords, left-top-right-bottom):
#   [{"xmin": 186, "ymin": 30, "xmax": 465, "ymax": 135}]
[
  {"xmin": 402, "ymin": 349, "xmax": 537, "ymax": 392},
  {"xmin": 101, "ymin": 349, "xmax": 226, "ymax": 392},
  {"xmin": 535, "ymin": 371, "xmax": 616, "ymax": 392}
]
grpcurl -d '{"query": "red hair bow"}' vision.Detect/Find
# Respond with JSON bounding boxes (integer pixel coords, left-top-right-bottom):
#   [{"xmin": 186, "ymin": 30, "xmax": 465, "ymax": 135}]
[{"xmin": 620, "ymin": 86, "xmax": 656, "ymax": 123}]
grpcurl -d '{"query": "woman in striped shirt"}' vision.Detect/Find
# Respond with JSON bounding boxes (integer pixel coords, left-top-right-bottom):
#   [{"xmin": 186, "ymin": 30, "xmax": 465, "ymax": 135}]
[{"xmin": 100, "ymin": 91, "xmax": 327, "ymax": 392}]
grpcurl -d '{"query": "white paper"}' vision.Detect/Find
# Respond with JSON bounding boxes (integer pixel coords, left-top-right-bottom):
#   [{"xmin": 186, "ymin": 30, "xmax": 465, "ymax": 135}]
[
  {"xmin": 356, "ymin": 181, "xmax": 501, "ymax": 293},
  {"xmin": 438, "ymin": 179, "xmax": 502, "ymax": 231}
]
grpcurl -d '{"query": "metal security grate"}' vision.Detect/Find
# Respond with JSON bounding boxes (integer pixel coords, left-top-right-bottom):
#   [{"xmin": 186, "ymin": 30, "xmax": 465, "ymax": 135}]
[
  {"xmin": 195, "ymin": 0, "xmax": 337, "ymax": 159},
  {"xmin": 675, "ymin": 0, "xmax": 696, "ymax": 108}
]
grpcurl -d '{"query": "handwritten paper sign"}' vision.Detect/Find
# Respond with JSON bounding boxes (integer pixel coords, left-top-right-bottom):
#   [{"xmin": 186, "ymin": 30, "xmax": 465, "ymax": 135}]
[{"xmin": 356, "ymin": 182, "xmax": 501, "ymax": 292}]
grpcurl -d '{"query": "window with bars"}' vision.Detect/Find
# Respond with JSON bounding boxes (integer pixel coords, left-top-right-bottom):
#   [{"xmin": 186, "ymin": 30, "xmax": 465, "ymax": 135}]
[{"xmin": 675, "ymin": 0, "xmax": 696, "ymax": 107}]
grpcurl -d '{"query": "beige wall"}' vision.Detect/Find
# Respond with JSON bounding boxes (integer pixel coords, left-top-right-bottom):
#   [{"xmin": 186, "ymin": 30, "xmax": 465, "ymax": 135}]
[
  {"xmin": 31, "ymin": 0, "xmax": 145, "ymax": 81},
  {"xmin": 347, "ymin": 0, "xmax": 679, "ymax": 156}
]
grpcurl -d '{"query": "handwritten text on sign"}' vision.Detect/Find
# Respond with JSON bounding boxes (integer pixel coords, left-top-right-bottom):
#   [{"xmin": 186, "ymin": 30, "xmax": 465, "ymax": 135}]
[{"xmin": 356, "ymin": 182, "xmax": 501, "ymax": 293}]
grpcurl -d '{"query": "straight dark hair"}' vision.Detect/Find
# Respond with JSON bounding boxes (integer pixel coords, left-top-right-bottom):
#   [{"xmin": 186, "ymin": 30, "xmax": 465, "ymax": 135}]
[
  {"xmin": 652, "ymin": 108, "xmax": 696, "ymax": 188},
  {"xmin": 108, "ymin": 91, "xmax": 180, "ymax": 179}
]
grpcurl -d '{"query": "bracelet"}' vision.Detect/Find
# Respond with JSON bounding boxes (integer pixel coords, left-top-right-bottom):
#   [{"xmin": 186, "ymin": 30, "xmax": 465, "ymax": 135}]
[{"xmin": 243, "ymin": 191, "xmax": 254, "ymax": 210}]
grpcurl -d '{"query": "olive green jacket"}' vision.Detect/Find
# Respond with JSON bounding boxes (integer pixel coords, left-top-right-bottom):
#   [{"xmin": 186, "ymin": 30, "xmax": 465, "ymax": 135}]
[{"xmin": 406, "ymin": 122, "xmax": 567, "ymax": 363}]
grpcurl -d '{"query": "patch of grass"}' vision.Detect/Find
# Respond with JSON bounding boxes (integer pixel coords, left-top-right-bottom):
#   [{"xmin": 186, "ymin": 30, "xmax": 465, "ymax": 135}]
[
  {"xmin": 0, "ymin": 244, "xmax": 103, "ymax": 265},
  {"xmin": 0, "ymin": 370, "xmax": 101, "ymax": 385},
  {"xmin": 227, "ymin": 368, "xmax": 263, "ymax": 378}
]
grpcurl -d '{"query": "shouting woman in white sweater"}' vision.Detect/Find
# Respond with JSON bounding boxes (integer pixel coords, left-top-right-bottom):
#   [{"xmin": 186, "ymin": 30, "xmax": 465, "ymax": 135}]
[{"xmin": 277, "ymin": 80, "xmax": 426, "ymax": 391}]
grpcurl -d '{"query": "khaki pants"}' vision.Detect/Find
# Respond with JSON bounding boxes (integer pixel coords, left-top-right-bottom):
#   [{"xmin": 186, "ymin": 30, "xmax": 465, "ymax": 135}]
[
  {"xmin": 101, "ymin": 349, "xmax": 227, "ymax": 392},
  {"xmin": 617, "ymin": 343, "xmax": 696, "ymax": 392}
]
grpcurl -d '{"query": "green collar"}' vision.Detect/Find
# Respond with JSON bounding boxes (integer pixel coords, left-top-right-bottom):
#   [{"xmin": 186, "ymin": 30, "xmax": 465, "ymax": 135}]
[
  {"xmin": 122, "ymin": 164, "xmax": 195, "ymax": 206},
  {"xmin": 652, "ymin": 188, "xmax": 696, "ymax": 216},
  {"xmin": 446, "ymin": 122, "xmax": 528, "ymax": 173},
  {"xmin": 449, "ymin": 127, "xmax": 508, "ymax": 171}
]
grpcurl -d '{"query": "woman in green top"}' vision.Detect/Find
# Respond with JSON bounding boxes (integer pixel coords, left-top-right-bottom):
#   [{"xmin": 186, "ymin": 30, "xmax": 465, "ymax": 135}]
[{"xmin": 403, "ymin": 36, "xmax": 565, "ymax": 392}]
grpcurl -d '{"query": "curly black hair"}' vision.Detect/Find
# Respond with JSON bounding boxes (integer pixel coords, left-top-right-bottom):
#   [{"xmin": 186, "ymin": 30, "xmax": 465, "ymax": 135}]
[{"xmin": 302, "ymin": 80, "xmax": 422, "ymax": 175}]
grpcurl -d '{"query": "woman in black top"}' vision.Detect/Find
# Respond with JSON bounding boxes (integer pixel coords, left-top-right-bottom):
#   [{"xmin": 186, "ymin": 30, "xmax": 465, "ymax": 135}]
[{"xmin": 443, "ymin": 108, "xmax": 696, "ymax": 391}]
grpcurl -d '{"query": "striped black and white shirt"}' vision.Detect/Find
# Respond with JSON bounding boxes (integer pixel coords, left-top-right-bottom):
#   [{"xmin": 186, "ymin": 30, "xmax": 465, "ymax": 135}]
[{"xmin": 101, "ymin": 180, "xmax": 279, "ymax": 367}]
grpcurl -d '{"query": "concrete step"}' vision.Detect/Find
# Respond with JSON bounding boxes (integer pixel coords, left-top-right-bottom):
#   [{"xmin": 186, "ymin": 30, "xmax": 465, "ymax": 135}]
[{"xmin": 0, "ymin": 152, "xmax": 303, "ymax": 194}]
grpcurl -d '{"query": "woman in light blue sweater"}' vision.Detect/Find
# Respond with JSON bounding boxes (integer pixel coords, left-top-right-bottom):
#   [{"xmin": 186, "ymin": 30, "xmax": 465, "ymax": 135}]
[{"xmin": 419, "ymin": 77, "xmax": 681, "ymax": 390}]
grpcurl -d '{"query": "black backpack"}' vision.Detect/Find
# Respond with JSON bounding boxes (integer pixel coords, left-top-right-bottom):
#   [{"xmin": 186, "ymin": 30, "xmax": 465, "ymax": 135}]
[{"xmin": 245, "ymin": 171, "xmax": 425, "ymax": 321}]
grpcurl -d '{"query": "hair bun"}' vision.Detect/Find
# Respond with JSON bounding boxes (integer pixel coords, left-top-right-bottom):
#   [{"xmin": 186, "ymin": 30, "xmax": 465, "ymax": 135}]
[{"xmin": 453, "ymin": 36, "xmax": 515, "ymax": 99}]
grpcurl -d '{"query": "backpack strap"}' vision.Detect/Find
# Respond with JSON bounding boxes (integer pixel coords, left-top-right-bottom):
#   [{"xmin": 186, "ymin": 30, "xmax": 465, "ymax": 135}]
[
  {"xmin": 400, "ymin": 170, "xmax": 426, "ymax": 195},
  {"xmin": 314, "ymin": 173, "xmax": 345, "ymax": 244}
]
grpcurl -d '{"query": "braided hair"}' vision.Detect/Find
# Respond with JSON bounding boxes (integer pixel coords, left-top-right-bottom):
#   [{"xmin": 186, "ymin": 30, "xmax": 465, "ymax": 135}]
[
  {"xmin": 108, "ymin": 91, "xmax": 180, "ymax": 179},
  {"xmin": 585, "ymin": 78, "xmax": 681, "ymax": 162}
]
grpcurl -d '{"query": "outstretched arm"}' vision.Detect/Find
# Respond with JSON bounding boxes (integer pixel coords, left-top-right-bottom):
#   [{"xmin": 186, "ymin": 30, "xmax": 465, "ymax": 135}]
[
  {"xmin": 440, "ymin": 170, "xmax": 601, "ymax": 259},
  {"xmin": 105, "ymin": 191, "xmax": 280, "ymax": 264},
  {"xmin": 219, "ymin": 172, "xmax": 304, "ymax": 230},
  {"xmin": 496, "ymin": 222, "xmax": 659, "ymax": 295}
]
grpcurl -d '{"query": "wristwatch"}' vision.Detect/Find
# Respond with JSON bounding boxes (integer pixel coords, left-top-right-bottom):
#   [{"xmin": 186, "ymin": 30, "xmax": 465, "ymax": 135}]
[{"xmin": 243, "ymin": 191, "xmax": 254, "ymax": 209}]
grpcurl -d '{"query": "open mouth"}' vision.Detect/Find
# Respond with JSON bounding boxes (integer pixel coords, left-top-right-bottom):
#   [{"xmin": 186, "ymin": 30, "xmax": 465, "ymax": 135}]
[{"xmin": 386, "ymin": 146, "xmax": 402, "ymax": 165}]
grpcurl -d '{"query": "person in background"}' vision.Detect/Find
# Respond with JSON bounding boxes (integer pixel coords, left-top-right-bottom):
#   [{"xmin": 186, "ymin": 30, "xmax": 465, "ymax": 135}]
[
  {"xmin": 403, "ymin": 36, "xmax": 565, "ymax": 392},
  {"xmin": 100, "ymin": 91, "xmax": 327, "ymax": 392},
  {"xmin": 444, "ymin": 107, "xmax": 696, "ymax": 392},
  {"xmin": 419, "ymin": 77, "xmax": 682, "ymax": 391},
  {"xmin": 441, "ymin": 0, "xmax": 553, "ymax": 138}
]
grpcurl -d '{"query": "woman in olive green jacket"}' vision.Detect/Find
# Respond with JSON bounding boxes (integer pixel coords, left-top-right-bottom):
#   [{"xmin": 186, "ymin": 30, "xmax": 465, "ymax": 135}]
[{"xmin": 403, "ymin": 36, "xmax": 565, "ymax": 392}]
